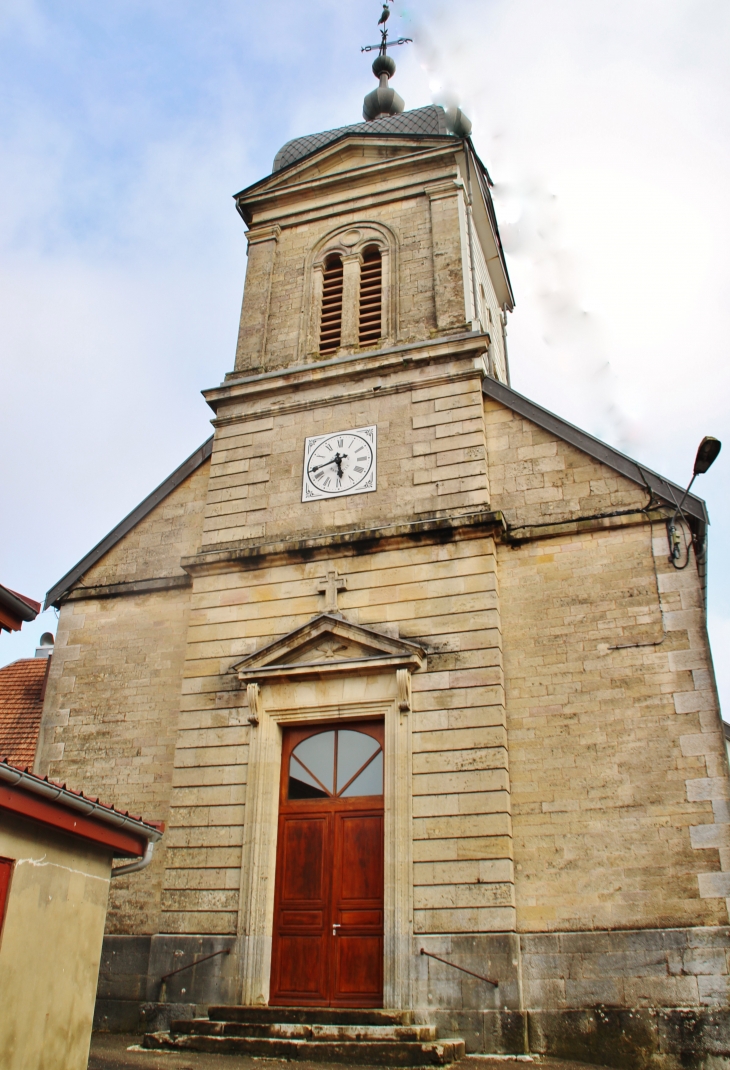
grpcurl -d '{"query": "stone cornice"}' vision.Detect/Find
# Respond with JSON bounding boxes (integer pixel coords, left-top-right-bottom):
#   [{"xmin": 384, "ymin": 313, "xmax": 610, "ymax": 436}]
[
  {"xmin": 205, "ymin": 332, "xmax": 490, "ymax": 416},
  {"xmin": 503, "ymin": 509, "xmax": 668, "ymax": 546},
  {"xmin": 182, "ymin": 509, "xmax": 507, "ymax": 577},
  {"xmin": 63, "ymin": 574, "xmax": 191, "ymax": 603},
  {"xmin": 236, "ymin": 142, "xmax": 461, "ymax": 223}
]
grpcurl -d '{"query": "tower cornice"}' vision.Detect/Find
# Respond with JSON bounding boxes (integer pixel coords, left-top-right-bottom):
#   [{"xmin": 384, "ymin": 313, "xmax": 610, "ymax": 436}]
[
  {"xmin": 235, "ymin": 141, "xmax": 464, "ymax": 225},
  {"xmin": 203, "ymin": 332, "xmax": 490, "ymax": 416}
]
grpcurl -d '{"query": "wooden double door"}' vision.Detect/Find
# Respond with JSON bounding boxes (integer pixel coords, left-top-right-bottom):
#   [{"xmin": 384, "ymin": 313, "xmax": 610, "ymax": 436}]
[{"xmin": 269, "ymin": 722, "xmax": 384, "ymax": 1007}]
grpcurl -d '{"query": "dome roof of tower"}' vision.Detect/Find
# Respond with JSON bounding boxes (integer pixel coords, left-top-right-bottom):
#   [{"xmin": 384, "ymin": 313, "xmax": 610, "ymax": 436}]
[{"xmin": 273, "ymin": 104, "xmax": 452, "ymax": 173}]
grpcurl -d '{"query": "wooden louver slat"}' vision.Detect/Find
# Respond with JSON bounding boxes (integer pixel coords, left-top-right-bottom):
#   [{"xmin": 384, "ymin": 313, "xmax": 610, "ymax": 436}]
[
  {"xmin": 319, "ymin": 256, "xmax": 344, "ymax": 355},
  {"xmin": 359, "ymin": 247, "xmax": 382, "ymax": 346}
]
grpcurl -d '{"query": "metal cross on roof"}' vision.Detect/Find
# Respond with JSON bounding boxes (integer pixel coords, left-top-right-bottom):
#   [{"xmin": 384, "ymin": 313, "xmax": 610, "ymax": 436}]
[{"xmin": 361, "ymin": 1, "xmax": 412, "ymax": 56}]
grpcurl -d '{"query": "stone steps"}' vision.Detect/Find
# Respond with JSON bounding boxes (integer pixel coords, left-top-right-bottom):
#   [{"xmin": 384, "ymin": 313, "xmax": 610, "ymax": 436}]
[
  {"xmin": 144, "ymin": 1006, "xmax": 465, "ymax": 1065},
  {"xmin": 167, "ymin": 1019, "xmax": 438, "ymax": 1041},
  {"xmin": 208, "ymin": 1005, "xmax": 414, "ymax": 1025}
]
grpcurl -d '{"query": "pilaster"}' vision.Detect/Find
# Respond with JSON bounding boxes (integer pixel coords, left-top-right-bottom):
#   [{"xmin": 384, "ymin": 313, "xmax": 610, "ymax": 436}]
[
  {"xmin": 234, "ymin": 224, "xmax": 281, "ymax": 374},
  {"xmin": 425, "ymin": 181, "xmax": 469, "ymax": 332}
]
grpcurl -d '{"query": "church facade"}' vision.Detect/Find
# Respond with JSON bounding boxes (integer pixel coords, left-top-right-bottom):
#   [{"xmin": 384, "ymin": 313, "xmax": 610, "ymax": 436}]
[{"xmin": 37, "ymin": 100, "xmax": 729, "ymax": 1063}]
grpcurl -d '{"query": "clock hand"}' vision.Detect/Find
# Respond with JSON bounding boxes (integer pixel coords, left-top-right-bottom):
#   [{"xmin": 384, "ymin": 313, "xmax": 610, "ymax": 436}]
[
  {"xmin": 310, "ymin": 453, "xmax": 348, "ymax": 475},
  {"xmin": 310, "ymin": 458, "xmax": 338, "ymax": 474}
]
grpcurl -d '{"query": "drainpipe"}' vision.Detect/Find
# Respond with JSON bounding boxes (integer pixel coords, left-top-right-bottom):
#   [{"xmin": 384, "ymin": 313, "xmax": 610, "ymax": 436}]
[{"xmin": 111, "ymin": 839, "xmax": 155, "ymax": 878}]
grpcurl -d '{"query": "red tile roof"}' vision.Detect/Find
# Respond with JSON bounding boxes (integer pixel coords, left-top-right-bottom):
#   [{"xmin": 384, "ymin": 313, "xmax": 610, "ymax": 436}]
[{"xmin": 0, "ymin": 658, "xmax": 49, "ymax": 768}]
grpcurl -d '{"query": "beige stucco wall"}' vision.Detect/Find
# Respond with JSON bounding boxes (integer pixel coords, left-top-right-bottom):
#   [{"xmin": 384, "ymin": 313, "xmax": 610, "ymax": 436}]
[
  {"xmin": 0, "ymin": 813, "xmax": 111, "ymax": 1070},
  {"xmin": 36, "ymin": 463, "xmax": 209, "ymax": 934}
]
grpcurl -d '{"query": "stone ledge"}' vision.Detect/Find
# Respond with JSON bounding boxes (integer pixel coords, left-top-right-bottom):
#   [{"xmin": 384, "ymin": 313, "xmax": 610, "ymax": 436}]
[
  {"xmin": 182, "ymin": 510, "xmax": 506, "ymax": 575},
  {"xmin": 65, "ymin": 574, "xmax": 191, "ymax": 602}
]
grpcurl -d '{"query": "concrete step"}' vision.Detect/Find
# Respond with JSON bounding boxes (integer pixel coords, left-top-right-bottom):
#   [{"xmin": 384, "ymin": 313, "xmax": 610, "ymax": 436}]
[
  {"xmin": 205, "ymin": 1004, "xmax": 413, "ymax": 1026},
  {"xmin": 169, "ymin": 1019, "xmax": 438, "ymax": 1042},
  {"xmin": 143, "ymin": 1032, "xmax": 466, "ymax": 1065}
]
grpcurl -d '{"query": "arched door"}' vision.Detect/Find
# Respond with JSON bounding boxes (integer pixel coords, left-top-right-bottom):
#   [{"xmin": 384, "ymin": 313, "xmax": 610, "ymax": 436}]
[{"xmin": 269, "ymin": 722, "xmax": 384, "ymax": 1007}]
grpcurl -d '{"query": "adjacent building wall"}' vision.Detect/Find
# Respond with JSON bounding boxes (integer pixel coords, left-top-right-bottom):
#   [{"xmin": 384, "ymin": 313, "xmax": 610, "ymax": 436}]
[{"xmin": 0, "ymin": 812, "xmax": 112, "ymax": 1070}]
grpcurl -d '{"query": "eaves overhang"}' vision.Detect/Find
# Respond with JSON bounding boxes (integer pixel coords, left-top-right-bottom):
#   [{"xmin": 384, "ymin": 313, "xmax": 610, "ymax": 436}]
[
  {"xmin": 465, "ymin": 139, "xmax": 515, "ymax": 310},
  {"xmin": 0, "ymin": 585, "xmax": 40, "ymax": 632},
  {"xmin": 0, "ymin": 759, "xmax": 163, "ymax": 858},
  {"xmin": 45, "ymin": 437, "xmax": 214, "ymax": 610},
  {"xmin": 482, "ymin": 377, "xmax": 708, "ymax": 525}
]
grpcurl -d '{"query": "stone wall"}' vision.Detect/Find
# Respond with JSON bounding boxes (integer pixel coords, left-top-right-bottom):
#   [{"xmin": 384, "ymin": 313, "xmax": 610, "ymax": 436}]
[
  {"xmin": 78, "ymin": 460, "xmax": 209, "ymax": 587},
  {"xmin": 499, "ymin": 524, "xmax": 727, "ymax": 932},
  {"xmin": 484, "ymin": 396, "xmax": 648, "ymax": 524},
  {"xmin": 203, "ymin": 346, "xmax": 490, "ymax": 552},
  {"xmin": 35, "ymin": 464, "xmax": 210, "ymax": 933},
  {"xmin": 161, "ymin": 531, "xmax": 514, "ymax": 939}
]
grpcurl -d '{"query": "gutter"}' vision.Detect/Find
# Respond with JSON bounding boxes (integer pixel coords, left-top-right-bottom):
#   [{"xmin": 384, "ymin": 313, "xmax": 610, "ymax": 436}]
[
  {"xmin": 0, "ymin": 585, "xmax": 40, "ymax": 624},
  {"xmin": 0, "ymin": 761, "xmax": 163, "ymax": 846}
]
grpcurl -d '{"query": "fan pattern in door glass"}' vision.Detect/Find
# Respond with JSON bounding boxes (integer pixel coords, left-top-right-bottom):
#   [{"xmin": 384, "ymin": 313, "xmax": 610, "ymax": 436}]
[{"xmin": 289, "ymin": 729, "xmax": 383, "ymax": 800}]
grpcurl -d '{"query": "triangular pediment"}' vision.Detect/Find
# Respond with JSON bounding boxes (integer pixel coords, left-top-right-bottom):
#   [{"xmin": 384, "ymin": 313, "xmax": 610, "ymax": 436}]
[
  {"xmin": 233, "ymin": 613, "xmax": 425, "ymax": 681},
  {"xmin": 274, "ymin": 138, "xmax": 447, "ymax": 187},
  {"xmin": 237, "ymin": 136, "xmax": 454, "ymax": 204}
]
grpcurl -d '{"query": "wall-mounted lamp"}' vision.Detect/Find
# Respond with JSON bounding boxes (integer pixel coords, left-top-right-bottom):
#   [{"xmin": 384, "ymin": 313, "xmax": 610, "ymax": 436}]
[{"xmin": 668, "ymin": 436, "xmax": 722, "ymax": 569}]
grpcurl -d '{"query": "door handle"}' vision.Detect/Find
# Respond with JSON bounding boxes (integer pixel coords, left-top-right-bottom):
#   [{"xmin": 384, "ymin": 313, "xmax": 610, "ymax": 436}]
[{"xmin": 332, "ymin": 923, "xmax": 341, "ymax": 936}]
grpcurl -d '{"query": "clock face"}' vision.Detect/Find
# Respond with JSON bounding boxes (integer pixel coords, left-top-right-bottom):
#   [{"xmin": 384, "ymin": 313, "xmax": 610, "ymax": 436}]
[{"xmin": 302, "ymin": 425, "xmax": 377, "ymax": 501}]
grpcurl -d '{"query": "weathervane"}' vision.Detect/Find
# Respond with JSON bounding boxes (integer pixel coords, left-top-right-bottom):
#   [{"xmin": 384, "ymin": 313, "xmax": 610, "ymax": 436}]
[
  {"xmin": 361, "ymin": 2, "xmax": 411, "ymax": 121},
  {"xmin": 361, "ymin": 1, "xmax": 412, "ymax": 55}
]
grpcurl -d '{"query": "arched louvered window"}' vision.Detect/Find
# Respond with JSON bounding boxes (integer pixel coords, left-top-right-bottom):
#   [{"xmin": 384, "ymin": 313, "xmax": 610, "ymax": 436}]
[
  {"xmin": 319, "ymin": 255, "xmax": 344, "ymax": 355},
  {"xmin": 358, "ymin": 246, "xmax": 382, "ymax": 346}
]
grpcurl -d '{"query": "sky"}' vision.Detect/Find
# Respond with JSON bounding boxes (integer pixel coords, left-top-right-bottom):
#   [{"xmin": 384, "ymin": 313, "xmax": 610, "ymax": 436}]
[{"xmin": 1, "ymin": 0, "xmax": 728, "ymax": 710}]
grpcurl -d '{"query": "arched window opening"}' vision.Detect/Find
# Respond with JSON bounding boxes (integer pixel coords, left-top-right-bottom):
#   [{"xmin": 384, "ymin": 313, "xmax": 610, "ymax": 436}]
[
  {"xmin": 359, "ymin": 246, "xmax": 382, "ymax": 346},
  {"xmin": 319, "ymin": 255, "xmax": 344, "ymax": 355},
  {"xmin": 288, "ymin": 728, "xmax": 383, "ymax": 800}
]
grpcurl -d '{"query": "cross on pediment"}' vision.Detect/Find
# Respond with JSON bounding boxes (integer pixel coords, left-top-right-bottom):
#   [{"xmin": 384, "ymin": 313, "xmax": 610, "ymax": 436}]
[{"xmin": 317, "ymin": 569, "xmax": 348, "ymax": 613}]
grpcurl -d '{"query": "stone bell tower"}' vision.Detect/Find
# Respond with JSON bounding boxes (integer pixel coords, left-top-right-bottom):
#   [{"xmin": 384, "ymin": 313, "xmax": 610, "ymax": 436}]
[{"xmin": 157, "ymin": 29, "xmax": 517, "ymax": 1011}]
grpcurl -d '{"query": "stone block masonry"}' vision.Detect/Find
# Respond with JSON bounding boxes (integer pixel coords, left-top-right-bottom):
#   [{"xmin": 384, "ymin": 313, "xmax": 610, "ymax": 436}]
[
  {"xmin": 34, "ymin": 115, "xmax": 730, "ymax": 1066},
  {"xmin": 161, "ymin": 532, "xmax": 514, "ymax": 939},
  {"xmin": 35, "ymin": 463, "xmax": 210, "ymax": 934}
]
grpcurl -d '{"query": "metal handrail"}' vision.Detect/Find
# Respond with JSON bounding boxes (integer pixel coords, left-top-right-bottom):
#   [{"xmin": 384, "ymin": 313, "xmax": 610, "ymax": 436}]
[
  {"xmin": 420, "ymin": 948, "xmax": 498, "ymax": 987},
  {"xmin": 160, "ymin": 947, "xmax": 231, "ymax": 984}
]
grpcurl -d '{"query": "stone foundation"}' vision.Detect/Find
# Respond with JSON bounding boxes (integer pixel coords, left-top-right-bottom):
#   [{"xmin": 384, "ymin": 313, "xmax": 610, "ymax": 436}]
[
  {"xmin": 95, "ymin": 927, "xmax": 730, "ymax": 1066},
  {"xmin": 94, "ymin": 934, "xmax": 237, "ymax": 1033}
]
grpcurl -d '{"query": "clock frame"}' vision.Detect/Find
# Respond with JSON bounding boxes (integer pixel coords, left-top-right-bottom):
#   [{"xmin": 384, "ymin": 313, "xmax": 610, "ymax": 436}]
[{"xmin": 302, "ymin": 425, "xmax": 377, "ymax": 502}]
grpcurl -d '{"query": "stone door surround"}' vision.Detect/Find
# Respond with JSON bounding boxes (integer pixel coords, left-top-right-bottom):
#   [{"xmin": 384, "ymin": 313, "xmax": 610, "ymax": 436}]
[{"xmin": 233, "ymin": 614, "xmax": 425, "ymax": 1008}]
